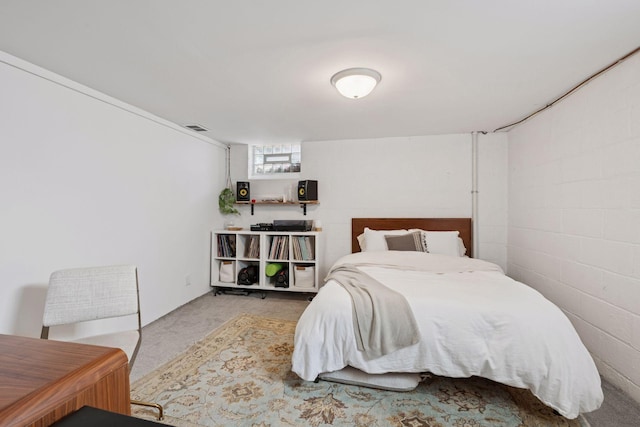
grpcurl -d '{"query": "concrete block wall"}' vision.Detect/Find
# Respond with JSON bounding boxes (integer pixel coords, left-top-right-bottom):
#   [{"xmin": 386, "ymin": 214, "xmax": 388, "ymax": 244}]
[
  {"xmin": 507, "ymin": 52, "xmax": 640, "ymax": 402},
  {"xmin": 230, "ymin": 133, "xmax": 508, "ymax": 277}
]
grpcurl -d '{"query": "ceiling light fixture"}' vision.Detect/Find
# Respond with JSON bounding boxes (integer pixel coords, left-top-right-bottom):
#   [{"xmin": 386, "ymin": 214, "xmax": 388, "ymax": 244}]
[{"xmin": 330, "ymin": 68, "xmax": 381, "ymax": 99}]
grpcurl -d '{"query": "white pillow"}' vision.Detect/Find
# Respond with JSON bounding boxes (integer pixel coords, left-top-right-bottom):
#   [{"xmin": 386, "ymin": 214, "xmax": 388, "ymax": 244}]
[
  {"xmin": 420, "ymin": 231, "xmax": 461, "ymax": 257},
  {"xmin": 358, "ymin": 228, "xmax": 467, "ymax": 256},
  {"xmin": 359, "ymin": 228, "xmax": 408, "ymax": 252},
  {"xmin": 457, "ymin": 237, "xmax": 467, "ymax": 257}
]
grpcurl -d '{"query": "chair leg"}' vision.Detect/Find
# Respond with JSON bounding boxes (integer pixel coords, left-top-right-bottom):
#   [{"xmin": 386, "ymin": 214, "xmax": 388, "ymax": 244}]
[{"xmin": 131, "ymin": 399, "xmax": 164, "ymax": 421}]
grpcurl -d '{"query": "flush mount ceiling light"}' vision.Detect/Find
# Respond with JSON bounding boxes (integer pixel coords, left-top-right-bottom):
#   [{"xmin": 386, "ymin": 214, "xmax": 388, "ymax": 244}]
[{"xmin": 330, "ymin": 68, "xmax": 381, "ymax": 99}]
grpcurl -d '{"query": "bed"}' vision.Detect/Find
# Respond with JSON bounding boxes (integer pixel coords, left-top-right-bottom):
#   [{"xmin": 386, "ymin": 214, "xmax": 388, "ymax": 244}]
[{"xmin": 291, "ymin": 218, "xmax": 603, "ymax": 419}]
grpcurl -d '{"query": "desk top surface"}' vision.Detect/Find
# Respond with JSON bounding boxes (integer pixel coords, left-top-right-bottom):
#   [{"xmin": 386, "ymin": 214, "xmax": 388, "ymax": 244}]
[{"xmin": 0, "ymin": 334, "xmax": 127, "ymax": 413}]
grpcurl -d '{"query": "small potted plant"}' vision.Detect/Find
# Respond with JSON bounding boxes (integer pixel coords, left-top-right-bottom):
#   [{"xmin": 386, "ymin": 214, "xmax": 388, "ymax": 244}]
[
  {"xmin": 219, "ymin": 187, "xmax": 241, "ymax": 229},
  {"xmin": 218, "ymin": 187, "xmax": 239, "ymax": 216},
  {"xmin": 219, "ymin": 148, "xmax": 241, "ymax": 228}
]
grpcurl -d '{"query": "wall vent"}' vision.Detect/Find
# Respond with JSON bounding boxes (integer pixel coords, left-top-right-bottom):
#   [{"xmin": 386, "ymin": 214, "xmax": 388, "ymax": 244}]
[{"xmin": 183, "ymin": 124, "xmax": 209, "ymax": 132}]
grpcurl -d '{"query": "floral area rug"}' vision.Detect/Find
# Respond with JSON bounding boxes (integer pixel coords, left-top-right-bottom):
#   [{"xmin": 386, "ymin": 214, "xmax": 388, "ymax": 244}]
[{"xmin": 132, "ymin": 313, "xmax": 585, "ymax": 427}]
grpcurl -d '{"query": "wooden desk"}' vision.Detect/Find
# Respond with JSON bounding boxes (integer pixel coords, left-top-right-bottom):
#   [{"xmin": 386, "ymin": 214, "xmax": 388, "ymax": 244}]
[{"xmin": 0, "ymin": 334, "xmax": 130, "ymax": 427}]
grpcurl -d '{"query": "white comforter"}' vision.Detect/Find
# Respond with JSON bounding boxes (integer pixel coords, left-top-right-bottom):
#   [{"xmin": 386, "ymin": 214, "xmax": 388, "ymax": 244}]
[{"xmin": 291, "ymin": 251, "xmax": 603, "ymax": 419}]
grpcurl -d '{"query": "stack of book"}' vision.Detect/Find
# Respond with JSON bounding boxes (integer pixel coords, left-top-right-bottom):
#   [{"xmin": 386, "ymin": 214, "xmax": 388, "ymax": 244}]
[
  {"xmin": 292, "ymin": 236, "xmax": 314, "ymax": 261},
  {"xmin": 217, "ymin": 234, "xmax": 236, "ymax": 257},
  {"xmin": 244, "ymin": 235, "xmax": 260, "ymax": 258},
  {"xmin": 269, "ymin": 236, "xmax": 289, "ymax": 260}
]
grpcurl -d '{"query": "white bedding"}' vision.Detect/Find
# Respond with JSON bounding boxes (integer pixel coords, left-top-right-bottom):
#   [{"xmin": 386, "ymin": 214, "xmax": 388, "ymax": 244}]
[{"xmin": 291, "ymin": 251, "xmax": 603, "ymax": 419}]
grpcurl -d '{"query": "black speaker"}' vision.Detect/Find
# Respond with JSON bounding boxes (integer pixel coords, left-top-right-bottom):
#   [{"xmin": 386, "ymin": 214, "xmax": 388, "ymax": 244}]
[
  {"xmin": 274, "ymin": 269, "xmax": 289, "ymax": 288},
  {"xmin": 237, "ymin": 265, "xmax": 258, "ymax": 285},
  {"xmin": 297, "ymin": 180, "xmax": 318, "ymax": 201},
  {"xmin": 236, "ymin": 181, "xmax": 250, "ymax": 202}
]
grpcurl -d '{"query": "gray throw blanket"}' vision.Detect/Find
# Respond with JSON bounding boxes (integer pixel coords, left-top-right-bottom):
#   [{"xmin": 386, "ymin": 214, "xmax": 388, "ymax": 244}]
[{"xmin": 325, "ymin": 264, "xmax": 420, "ymax": 358}]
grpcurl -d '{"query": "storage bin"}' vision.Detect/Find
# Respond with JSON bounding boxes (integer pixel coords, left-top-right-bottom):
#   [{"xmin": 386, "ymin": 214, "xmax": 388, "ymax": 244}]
[
  {"xmin": 219, "ymin": 261, "xmax": 235, "ymax": 283},
  {"xmin": 294, "ymin": 265, "xmax": 314, "ymax": 288}
]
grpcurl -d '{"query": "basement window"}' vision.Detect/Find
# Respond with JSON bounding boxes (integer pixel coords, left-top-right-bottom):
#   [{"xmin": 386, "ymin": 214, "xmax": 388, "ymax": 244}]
[{"xmin": 249, "ymin": 143, "xmax": 301, "ymax": 179}]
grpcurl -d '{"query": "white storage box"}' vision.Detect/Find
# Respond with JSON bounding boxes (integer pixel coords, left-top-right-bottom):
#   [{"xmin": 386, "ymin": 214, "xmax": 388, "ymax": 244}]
[
  {"xmin": 294, "ymin": 265, "xmax": 314, "ymax": 288},
  {"xmin": 219, "ymin": 261, "xmax": 235, "ymax": 283}
]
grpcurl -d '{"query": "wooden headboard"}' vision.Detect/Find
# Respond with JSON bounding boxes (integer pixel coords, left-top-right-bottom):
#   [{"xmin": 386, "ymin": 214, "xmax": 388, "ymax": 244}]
[{"xmin": 351, "ymin": 218, "xmax": 473, "ymax": 257}]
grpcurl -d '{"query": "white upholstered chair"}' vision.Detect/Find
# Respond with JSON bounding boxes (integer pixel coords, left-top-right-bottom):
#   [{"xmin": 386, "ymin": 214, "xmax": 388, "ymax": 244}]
[{"xmin": 40, "ymin": 265, "xmax": 163, "ymax": 420}]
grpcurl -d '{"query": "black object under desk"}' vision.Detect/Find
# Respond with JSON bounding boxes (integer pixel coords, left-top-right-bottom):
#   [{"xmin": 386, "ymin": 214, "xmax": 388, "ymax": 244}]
[{"xmin": 52, "ymin": 406, "xmax": 172, "ymax": 427}]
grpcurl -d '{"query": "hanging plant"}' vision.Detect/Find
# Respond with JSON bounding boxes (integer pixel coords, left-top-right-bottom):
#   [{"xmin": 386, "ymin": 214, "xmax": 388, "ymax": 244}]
[
  {"xmin": 219, "ymin": 145, "xmax": 240, "ymax": 216},
  {"xmin": 219, "ymin": 187, "xmax": 239, "ymax": 215}
]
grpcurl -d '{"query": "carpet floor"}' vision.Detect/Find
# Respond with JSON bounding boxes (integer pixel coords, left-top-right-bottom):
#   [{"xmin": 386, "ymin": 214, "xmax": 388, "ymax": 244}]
[
  {"xmin": 131, "ymin": 292, "xmax": 640, "ymax": 426},
  {"xmin": 132, "ymin": 312, "xmax": 584, "ymax": 426}
]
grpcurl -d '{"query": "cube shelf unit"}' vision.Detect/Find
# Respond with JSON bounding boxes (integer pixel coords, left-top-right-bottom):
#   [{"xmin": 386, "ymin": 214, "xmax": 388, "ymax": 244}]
[{"xmin": 211, "ymin": 230, "xmax": 320, "ymax": 296}]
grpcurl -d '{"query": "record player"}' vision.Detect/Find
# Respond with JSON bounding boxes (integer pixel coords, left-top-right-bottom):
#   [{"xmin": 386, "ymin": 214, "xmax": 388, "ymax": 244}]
[{"xmin": 273, "ymin": 219, "xmax": 312, "ymax": 231}]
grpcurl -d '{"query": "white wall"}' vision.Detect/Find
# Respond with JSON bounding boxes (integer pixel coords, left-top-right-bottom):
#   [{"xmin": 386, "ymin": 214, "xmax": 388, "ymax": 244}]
[
  {"xmin": 477, "ymin": 132, "xmax": 509, "ymax": 267},
  {"xmin": 0, "ymin": 52, "xmax": 226, "ymax": 338},
  {"xmin": 230, "ymin": 133, "xmax": 508, "ymax": 278},
  {"xmin": 507, "ymin": 53, "xmax": 640, "ymax": 402}
]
